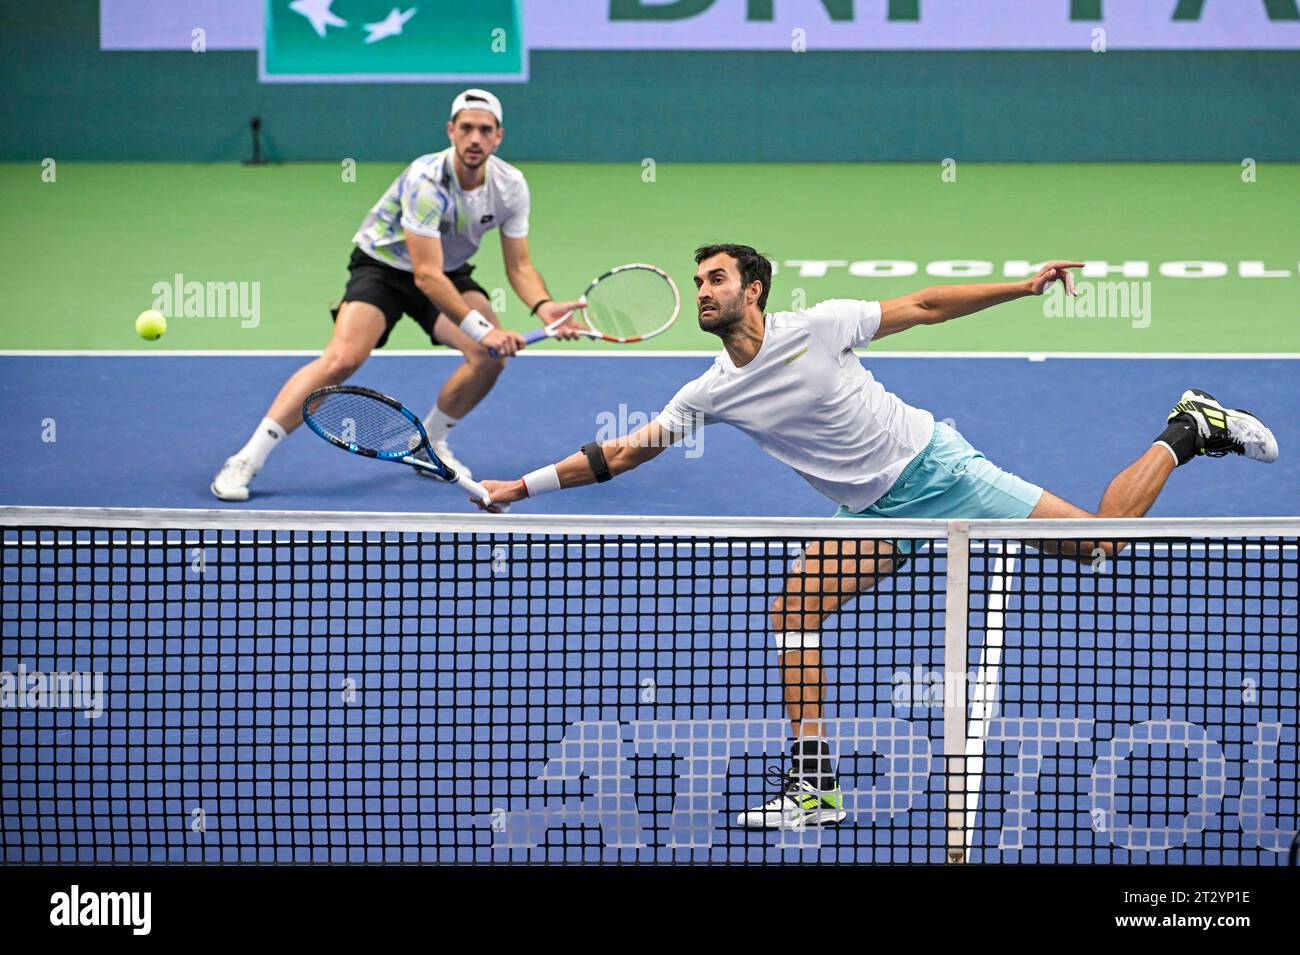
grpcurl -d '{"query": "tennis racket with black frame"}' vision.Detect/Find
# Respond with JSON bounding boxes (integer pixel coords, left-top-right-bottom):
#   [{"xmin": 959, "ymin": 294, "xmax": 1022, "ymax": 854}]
[
  {"xmin": 490, "ymin": 263, "xmax": 679, "ymax": 356},
  {"xmin": 302, "ymin": 385, "xmax": 502, "ymax": 509}
]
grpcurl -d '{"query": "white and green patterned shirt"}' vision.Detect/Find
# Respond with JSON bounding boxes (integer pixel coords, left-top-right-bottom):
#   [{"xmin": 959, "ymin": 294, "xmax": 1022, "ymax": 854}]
[{"xmin": 353, "ymin": 148, "xmax": 531, "ymax": 272}]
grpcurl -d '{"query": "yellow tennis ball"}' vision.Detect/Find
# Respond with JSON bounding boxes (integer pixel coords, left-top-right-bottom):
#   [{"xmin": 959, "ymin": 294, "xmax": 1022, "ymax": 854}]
[{"xmin": 135, "ymin": 309, "xmax": 167, "ymax": 341}]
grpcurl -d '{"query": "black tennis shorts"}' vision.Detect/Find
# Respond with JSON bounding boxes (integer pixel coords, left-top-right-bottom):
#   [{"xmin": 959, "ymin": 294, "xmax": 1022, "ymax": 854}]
[{"xmin": 331, "ymin": 246, "xmax": 490, "ymax": 348}]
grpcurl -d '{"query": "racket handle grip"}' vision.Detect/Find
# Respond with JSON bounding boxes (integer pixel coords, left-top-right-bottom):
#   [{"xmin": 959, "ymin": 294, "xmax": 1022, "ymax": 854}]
[
  {"xmin": 486, "ymin": 327, "xmax": 548, "ymax": 359},
  {"xmin": 458, "ymin": 473, "xmax": 509, "ymax": 512}
]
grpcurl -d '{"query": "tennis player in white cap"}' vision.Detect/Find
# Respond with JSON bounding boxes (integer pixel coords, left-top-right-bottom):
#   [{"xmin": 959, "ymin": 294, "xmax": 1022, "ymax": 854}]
[{"xmin": 212, "ymin": 88, "xmax": 581, "ymax": 501}]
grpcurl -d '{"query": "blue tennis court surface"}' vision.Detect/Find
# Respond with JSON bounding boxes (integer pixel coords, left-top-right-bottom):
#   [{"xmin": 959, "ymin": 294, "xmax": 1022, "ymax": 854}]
[{"xmin": 0, "ymin": 354, "xmax": 1296, "ymax": 516}]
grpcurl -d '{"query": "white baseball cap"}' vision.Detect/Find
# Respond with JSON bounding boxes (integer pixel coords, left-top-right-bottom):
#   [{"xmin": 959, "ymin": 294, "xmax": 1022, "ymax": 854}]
[{"xmin": 450, "ymin": 89, "xmax": 503, "ymax": 125}]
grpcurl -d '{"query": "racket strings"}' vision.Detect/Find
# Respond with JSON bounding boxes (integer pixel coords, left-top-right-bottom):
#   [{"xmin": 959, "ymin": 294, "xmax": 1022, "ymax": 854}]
[
  {"xmin": 304, "ymin": 391, "xmax": 422, "ymax": 456},
  {"xmin": 582, "ymin": 268, "xmax": 678, "ymax": 341}
]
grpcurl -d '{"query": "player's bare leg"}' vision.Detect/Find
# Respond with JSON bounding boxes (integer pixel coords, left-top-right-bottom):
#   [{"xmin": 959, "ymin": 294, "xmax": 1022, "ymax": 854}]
[
  {"xmin": 429, "ymin": 291, "xmax": 507, "ymax": 419},
  {"xmin": 773, "ymin": 447, "xmax": 1176, "ymax": 729},
  {"xmin": 1030, "ymin": 445, "xmax": 1173, "ymax": 524},
  {"xmin": 1027, "ymin": 388, "xmax": 1276, "ymax": 558},
  {"xmin": 211, "ymin": 302, "xmax": 384, "ymax": 501},
  {"xmin": 1025, "ymin": 446, "xmax": 1174, "ymax": 558},
  {"xmin": 264, "ymin": 302, "xmax": 386, "ymax": 432},
  {"xmin": 770, "ymin": 538, "xmax": 902, "ymax": 739},
  {"xmin": 421, "ymin": 290, "xmax": 508, "ymax": 478},
  {"xmin": 738, "ymin": 538, "xmax": 902, "ymax": 829}
]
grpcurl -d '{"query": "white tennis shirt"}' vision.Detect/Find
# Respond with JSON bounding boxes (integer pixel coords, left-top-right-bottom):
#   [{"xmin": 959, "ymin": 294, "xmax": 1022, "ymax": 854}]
[{"xmin": 656, "ymin": 300, "xmax": 935, "ymax": 512}]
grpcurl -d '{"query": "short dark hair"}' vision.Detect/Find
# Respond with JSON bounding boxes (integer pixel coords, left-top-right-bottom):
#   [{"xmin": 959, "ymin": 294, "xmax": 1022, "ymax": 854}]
[{"xmin": 694, "ymin": 243, "xmax": 772, "ymax": 310}]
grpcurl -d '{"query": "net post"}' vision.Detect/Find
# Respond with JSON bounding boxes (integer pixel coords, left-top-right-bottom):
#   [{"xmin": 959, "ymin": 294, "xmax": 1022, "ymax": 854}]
[{"xmin": 943, "ymin": 520, "xmax": 971, "ymax": 864}]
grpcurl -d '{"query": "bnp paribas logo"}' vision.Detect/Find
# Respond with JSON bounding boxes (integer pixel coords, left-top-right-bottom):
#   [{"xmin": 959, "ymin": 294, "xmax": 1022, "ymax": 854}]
[{"xmin": 261, "ymin": 0, "xmax": 524, "ymax": 83}]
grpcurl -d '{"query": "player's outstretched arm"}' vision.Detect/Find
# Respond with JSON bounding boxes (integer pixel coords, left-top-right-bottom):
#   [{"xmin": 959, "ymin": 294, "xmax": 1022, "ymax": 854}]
[
  {"xmin": 876, "ymin": 260, "xmax": 1082, "ymax": 338},
  {"xmin": 473, "ymin": 421, "xmax": 676, "ymax": 511}
]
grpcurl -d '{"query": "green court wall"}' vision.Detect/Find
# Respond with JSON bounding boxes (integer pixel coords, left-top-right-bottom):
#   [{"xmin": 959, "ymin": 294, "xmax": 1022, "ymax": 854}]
[{"xmin": 4, "ymin": 1, "xmax": 1298, "ymax": 163}]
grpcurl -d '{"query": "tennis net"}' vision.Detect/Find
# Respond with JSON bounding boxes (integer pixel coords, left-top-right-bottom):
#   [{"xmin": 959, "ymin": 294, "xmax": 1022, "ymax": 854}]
[{"xmin": 1, "ymin": 507, "xmax": 1295, "ymax": 865}]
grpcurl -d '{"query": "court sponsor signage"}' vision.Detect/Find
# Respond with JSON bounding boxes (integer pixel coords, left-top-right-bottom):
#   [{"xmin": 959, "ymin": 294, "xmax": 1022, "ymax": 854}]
[
  {"xmin": 261, "ymin": 0, "xmax": 525, "ymax": 82},
  {"xmin": 100, "ymin": 1, "xmax": 1300, "ymax": 83},
  {"xmin": 526, "ymin": 0, "xmax": 1300, "ymax": 51}
]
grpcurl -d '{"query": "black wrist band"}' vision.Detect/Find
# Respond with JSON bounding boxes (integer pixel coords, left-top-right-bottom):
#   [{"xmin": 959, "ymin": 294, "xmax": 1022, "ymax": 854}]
[
  {"xmin": 581, "ymin": 442, "xmax": 612, "ymax": 483},
  {"xmin": 529, "ymin": 298, "xmax": 551, "ymax": 317}
]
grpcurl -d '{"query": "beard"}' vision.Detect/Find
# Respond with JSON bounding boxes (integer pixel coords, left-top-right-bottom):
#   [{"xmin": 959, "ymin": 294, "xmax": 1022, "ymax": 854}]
[
  {"xmin": 697, "ymin": 294, "xmax": 745, "ymax": 335},
  {"xmin": 457, "ymin": 145, "xmax": 488, "ymax": 168}
]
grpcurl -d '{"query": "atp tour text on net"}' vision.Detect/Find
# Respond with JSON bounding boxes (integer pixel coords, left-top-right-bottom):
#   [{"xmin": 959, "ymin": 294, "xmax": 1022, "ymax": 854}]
[{"xmin": 486, "ymin": 716, "xmax": 1294, "ymax": 854}]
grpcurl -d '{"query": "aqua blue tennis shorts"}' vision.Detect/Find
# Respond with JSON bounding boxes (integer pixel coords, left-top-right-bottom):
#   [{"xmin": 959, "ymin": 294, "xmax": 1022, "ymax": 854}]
[{"xmin": 834, "ymin": 421, "xmax": 1044, "ymax": 552}]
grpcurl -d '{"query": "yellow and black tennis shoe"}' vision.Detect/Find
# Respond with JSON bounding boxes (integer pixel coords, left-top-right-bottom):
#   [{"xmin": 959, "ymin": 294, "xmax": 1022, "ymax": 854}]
[{"xmin": 1169, "ymin": 389, "xmax": 1278, "ymax": 463}]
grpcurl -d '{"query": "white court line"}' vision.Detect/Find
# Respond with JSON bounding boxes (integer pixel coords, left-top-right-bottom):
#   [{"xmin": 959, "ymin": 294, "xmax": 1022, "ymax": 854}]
[
  {"xmin": 1, "ymin": 350, "xmax": 1298, "ymax": 360},
  {"xmin": 963, "ymin": 542, "xmax": 1018, "ymax": 856}
]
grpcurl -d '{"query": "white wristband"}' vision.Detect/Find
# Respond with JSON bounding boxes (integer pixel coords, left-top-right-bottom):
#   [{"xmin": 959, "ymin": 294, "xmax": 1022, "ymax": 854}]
[
  {"xmin": 458, "ymin": 309, "xmax": 494, "ymax": 343},
  {"xmin": 521, "ymin": 465, "xmax": 562, "ymax": 497}
]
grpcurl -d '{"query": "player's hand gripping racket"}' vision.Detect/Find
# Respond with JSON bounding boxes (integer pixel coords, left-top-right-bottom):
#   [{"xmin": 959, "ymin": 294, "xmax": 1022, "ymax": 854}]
[
  {"xmin": 302, "ymin": 385, "xmax": 506, "ymax": 510},
  {"xmin": 489, "ymin": 263, "xmax": 679, "ymax": 357}
]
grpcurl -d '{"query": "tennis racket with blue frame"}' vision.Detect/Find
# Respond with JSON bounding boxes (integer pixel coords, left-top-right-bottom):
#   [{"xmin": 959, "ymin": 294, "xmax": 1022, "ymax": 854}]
[{"xmin": 303, "ymin": 385, "xmax": 500, "ymax": 508}]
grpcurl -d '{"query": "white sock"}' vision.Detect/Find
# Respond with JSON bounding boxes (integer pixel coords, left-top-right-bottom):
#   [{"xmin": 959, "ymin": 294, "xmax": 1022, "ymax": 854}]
[
  {"xmin": 423, "ymin": 405, "xmax": 460, "ymax": 445},
  {"xmin": 236, "ymin": 417, "xmax": 287, "ymax": 469}
]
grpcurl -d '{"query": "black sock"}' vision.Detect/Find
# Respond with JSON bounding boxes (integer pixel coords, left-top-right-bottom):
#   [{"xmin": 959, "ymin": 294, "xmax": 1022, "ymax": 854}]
[
  {"xmin": 1154, "ymin": 418, "xmax": 1199, "ymax": 467},
  {"xmin": 791, "ymin": 738, "xmax": 835, "ymax": 790}
]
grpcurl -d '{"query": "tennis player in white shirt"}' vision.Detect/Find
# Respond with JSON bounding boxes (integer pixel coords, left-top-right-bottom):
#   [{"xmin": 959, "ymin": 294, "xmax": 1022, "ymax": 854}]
[{"xmin": 476, "ymin": 243, "xmax": 1278, "ymax": 831}]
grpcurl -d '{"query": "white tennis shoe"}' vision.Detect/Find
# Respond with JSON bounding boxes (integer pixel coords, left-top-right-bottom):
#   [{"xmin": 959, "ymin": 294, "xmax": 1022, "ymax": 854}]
[
  {"xmin": 413, "ymin": 440, "xmax": 474, "ymax": 480},
  {"xmin": 210, "ymin": 456, "xmax": 258, "ymax": 501},
  {"xmin": 736, "ymin": 769, "xmax": 846, "ymax": 830},
  {"xmin": 1170, "ymin": 389, "xmax": 1278, "ymax": 463}
]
